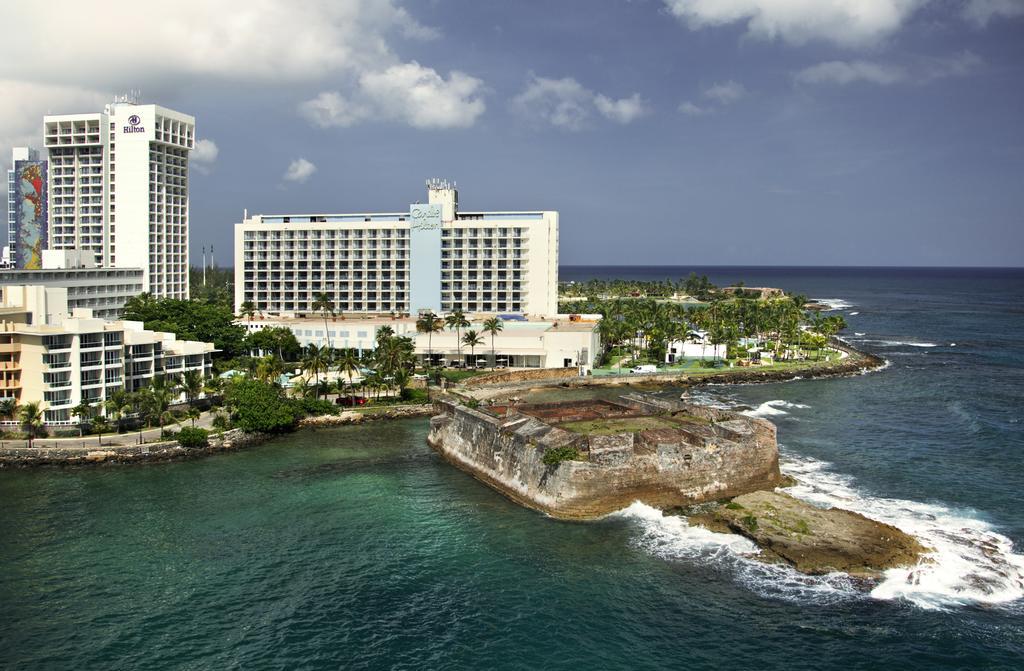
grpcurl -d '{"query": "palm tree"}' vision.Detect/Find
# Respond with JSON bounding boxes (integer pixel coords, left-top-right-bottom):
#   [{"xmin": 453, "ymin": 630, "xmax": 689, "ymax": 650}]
[
  {"xmin": 301, "ymin": 344, "xmax": 330, "ymax": 399},
  {"xmin": 145, "ymin": 376, "xmax": 175, "ymax": 435},
  {"xmin": 482, "ymin": 317, "xmax": 503, "ymax": 368},
  {"xmin": 240, "ymin": 300, "xmax": 256, "ymax": 326},
  {"xmin": 462, "ymin": 330, "xmax": 484, "ymax": 369},
  {"xmin": 71, "ymin": 401, "xmax": 93, "ymax": 437},
  {"xmin": 187, "ymin": 407, "xmax": 202, "ymax": 427},
  {"xmin": 18, "ymin": 402, "xmax": 44, "ymax": 448},
  {"xmin": 392, "ymin": 368, "xmax": 411, "ymax": 401},
  {"xmin": 311, "ymin": 292, "xmax": 335, "ymax": 350},
  {"xmin": 105, "ymin": 390, "xmax": 133, "ymax": 434},
  {"xmin": 375, "ymin": 325, "xmax": 395, "ymax": 349},
  {"xmin": 445, "ymin": 310, "xmax": 470, "ymax": 363},
  {"xmin": 180, "ymin": 370, "xmax": 204, "ymax": 408},
  {"xmin": 416, "ymin": 311, "xmax": 444, "ymax": 367},
  {"xmin": 0, "ymin": 398, "xmax": 16, "ymax": 421},
  {"xmin": 336, "ymin": 348, "xmax": 361, "ymax": 397},
  {"xmin": 91, "ymin": 415, "xmax": 111, "ymax": 446}
]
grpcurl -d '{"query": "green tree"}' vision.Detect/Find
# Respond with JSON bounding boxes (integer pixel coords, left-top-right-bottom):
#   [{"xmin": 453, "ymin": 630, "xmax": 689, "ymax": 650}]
[
  {"xmin": 224, "ymin": 378, "xmax": 299, "ymax": 433},
  {"xmin": 105, "ymin": 390, "xmax": 133, "ymax": 434},
  {"xmin": 0, "ymin": 398, "xmax": 16, "ymax": 421},
  {"xmin": 300, "ymin": 344, "xmax": 331, "ymax": 400},
  {"xmin": 123, "ymin": 294, "xmax": 246, "ymax": 358},
  {"xmin": 90, "ymin": 415, "xmax": 111, "ymax": 446},
  {"xmin": 311, "ymin": 292, "xmax": 336, "ymax": 350},
  {"xmin": 71, "ymin": 401, "xmax": 94, "ymax": 437},
  {"xmin": 180, "ymin": 370, "xmax": 204, "ymax": 408},
  {"xmin": 445, "ymin": 310, "xmax": 470, "ymax": 362},
  {"xmin": 462, "ymin": 329, "xmax": 484, "ymax": 368},
  {"xmin": 416, "ymin": 311, "xmax": 444, "ymax": 366},
  {"xmin": 18, "ymin": 402, "xmax": 45, "ymax": 448},
  {"xmin": 482, "ymin": 317, "xmax": 504, "ymax": 368},
  {"xmin": 143, "ymin": 376, "xmax": 177, "ymax": 434},
  {"xmin": 336, "ymin": 348, "xmax": 361, "ymax": 397}
]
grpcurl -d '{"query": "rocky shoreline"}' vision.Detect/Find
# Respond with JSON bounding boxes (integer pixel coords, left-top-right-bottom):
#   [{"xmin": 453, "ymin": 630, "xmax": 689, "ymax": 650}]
[
  {"xmin": 688, "ymin": 490, "xmax": 926, "ymax": 578},
  {"xmin": 0, "ymin": 405, "xmax": 436, "ymax": 468}
]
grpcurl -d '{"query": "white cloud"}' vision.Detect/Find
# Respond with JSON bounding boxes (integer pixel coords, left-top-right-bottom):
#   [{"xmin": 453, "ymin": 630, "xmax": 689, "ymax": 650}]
[
  {"xmin": 0, "ymin": 80, "xmax": 108, "ymax": 199},
  {"xmin": 678, "ymin": 101, "xmax": 710, "ymax": 116},
  {"xmin": 795, "ymin": 51, "xmax": 983, "ymax": 86},
  {"xmin": 703, "ymin": 80, "xmax": 747, "ymax": 104},
  {"xmin": 594, "ymin": 93, "xmax": 650, "ymax": 124},
  {"xmin": 662, "ymin": 0, "xmax": 929, "ymax": 47},
  {"xmin": 0, "ymin": 0, "xmax": 436, "ymax": 86},
  {"xmin": 795, "ymin": 61, "xmax": 908, "ymax": 85},
  {"xmin": 962, "ymin": 0, "xmax": 1024, "ymax": 26},
  {"xmin": 283, "ymin": 158, "xmax": 317, "ymax": 184},
  {"xmin": 300, "ymin": 62, "xmax": 485, "ymax": 130},
  {"xmin": 190, "ymin": 139, "xmax": 219, "ymax": 174},
  {"xmin": 512, "ymin": 76, "xmax": 648, "ymax": 130}
]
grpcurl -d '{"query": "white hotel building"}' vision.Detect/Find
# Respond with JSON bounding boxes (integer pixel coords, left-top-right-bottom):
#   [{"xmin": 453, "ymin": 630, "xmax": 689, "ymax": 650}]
[
  {"xmin": 235, "ymin": 180, "xmax": 559, "ymax": 318},
  {"xmin": 44, "ymin": 101, "xmax": 194, "ymax": 299}
]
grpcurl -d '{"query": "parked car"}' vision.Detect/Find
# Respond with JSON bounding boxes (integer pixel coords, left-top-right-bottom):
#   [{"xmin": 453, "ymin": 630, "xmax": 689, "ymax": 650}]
[
  {"xmin": 412, "ymin": 373, "xmax": 428, "ymax": 381},
  {"xmin": 630, "ymin": 364, "xmax": 658, "ymax": 374},
  {"xmin": 335, "ymin": 395, "xmax": 368, "ymax": 406}
]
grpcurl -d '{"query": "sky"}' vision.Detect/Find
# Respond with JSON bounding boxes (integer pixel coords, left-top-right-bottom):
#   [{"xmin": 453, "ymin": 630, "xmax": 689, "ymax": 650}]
[{"xmin": 1, "ymin": 0, "xmax": 1023, "ymax": 267}]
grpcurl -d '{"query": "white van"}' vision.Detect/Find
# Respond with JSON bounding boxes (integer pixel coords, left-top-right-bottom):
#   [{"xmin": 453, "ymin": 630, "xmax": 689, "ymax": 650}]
[{"xmin": 630, "ymin": 364, "xmax": 658, "ymax": 374}]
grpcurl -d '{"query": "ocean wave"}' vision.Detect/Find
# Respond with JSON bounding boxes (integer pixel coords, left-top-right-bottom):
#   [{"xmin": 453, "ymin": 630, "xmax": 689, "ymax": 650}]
[
  {"xmin": 860, "ymin": 339, "xmax": 938, "ymax": 348},
  {"xmin": 849, "ymin": 312, "xmax": 860, "ymax": 316},
  {"xmin": 854, "ymin": 332, "xmax": 866, "ymax": 336},
  {"xmin": 742, "ymin": 400, "xmax": 810, "ymax": 418},
  {"xmin": 814, "ymin": 298, "xmax": 854, "ymax": 311},
  {"xmin": 782, "ymin": 453, "xmax": 1024, "ymax": 610}
]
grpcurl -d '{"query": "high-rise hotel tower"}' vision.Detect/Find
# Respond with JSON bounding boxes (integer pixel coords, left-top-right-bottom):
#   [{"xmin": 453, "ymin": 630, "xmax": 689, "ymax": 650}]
[
  {"xmin": 43, "ymin": 101, "xmax": 194, "ymax": 299},
  {"xmin": 235, "ymin": 180, "xmax": 559, "ymax": 317}
]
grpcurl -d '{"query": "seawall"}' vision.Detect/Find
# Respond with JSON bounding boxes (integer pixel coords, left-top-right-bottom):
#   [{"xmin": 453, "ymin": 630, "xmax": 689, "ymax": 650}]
[{"xmin": 426, "ymin": 395, "xmax": 781, "ymax": 519}]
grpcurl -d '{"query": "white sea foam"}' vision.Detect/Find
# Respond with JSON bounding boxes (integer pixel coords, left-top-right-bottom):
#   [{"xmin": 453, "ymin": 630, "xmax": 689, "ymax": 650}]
[
  {"xmin": 849, "ymin": 311, "xmax": 860, "ymax": 316},
  {"xmin": 612, "ymin": 502, "xmax": 861, "ymax": 603},
  {"xmin": 782, "ymin": 453, "xmax": 1024, "ymax": 610},
  {"xmin": 861, "ymin": 339, "xmax": 938, "ymax": 348},
  {"xmin": 814, "ymin": 298, "xmax": 854, "ymax": 311},
  {"xmin": 854, "ymin": 332, "xmax": 866, "ymax": 336},
  {"xmin": 742, "ymin": 400, "xmax": 810, "ymax": 418}
]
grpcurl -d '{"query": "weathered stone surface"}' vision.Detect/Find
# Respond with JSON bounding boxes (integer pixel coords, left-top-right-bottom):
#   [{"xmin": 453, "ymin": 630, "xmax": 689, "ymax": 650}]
[
  {"xmin": 705, "ymin": 491, "xmax": 926, "ymax": 577},
  {"xmin": 426, "ymin": 395, "xmax": 782, "ymax": 519}
]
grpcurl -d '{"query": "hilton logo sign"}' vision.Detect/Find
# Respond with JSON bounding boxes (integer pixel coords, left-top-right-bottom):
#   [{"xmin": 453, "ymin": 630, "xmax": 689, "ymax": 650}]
[{"xmin": 122, "ymin": 114, "xmax": 145, "ymax": 134}]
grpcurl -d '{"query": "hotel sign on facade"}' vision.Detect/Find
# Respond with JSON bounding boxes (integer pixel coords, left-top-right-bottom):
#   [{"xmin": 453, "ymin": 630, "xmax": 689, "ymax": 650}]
[{"xmin": 408, "ymin": 203, "xmax": 443, "ymax": 314}]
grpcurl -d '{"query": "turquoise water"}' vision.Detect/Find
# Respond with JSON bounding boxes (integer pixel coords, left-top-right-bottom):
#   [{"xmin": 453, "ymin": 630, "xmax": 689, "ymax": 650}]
[{"xmin": 3, "ymin": 267, "xmax": 1024, "ymax": 669}]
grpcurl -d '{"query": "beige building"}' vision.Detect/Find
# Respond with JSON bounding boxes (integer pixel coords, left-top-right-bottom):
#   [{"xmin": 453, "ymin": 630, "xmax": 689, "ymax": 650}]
[
  {"xmin": 0, "ymin": 285, "xmax": 214, "ymax": 426},
  {"xmin": 243, "ymin": 314, "xmax": 599, "ymax": 369}
]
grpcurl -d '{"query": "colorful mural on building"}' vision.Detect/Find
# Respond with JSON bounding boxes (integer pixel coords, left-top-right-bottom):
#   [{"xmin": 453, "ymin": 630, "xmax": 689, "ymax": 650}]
[{"xmin": 13, "ymin": 160, "xmax": 47, "ymax": 270}]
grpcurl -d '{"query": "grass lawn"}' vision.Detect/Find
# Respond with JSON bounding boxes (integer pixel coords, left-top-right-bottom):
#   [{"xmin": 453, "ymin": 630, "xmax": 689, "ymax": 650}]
[{"xmin": 558, "ymin": 416, "xmax": 680, "ymax": 435}]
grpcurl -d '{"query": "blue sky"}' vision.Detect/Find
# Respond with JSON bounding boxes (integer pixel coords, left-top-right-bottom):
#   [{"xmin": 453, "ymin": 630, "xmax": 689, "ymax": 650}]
[{"xmin": 2, "ymin": 0, "xmax": 1022, "ymax": 266}]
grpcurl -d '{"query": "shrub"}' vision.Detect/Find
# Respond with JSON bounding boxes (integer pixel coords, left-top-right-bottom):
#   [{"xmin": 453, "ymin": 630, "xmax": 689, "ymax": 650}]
[
  {"xmin": 542, "ymin": 445, "xmax": 582, "ymax": 467},
  {"xmin": 211, "ymin": 412, "xmax": 231, "ymax": 431},
  {"xmin": 741, "ymin": 514, "xmax": 759, "ymax": 532},
  {"xmin": 724, "ymin": 501, "xmax": 744, "ymax": 510},
  {"xmin": 177, "ymin": 427, "xmax": 210, "ymax": 448},
  {"xmin": 400, "ymin": 387, "xmax": 429, "ymax": 403},
  {"xmin": 296, "ymin": 397, "xmax": 338, "ymax": 417},
  {"xmin": 225, "ymin": 378, "xmax": 299, "ymax": 433}
]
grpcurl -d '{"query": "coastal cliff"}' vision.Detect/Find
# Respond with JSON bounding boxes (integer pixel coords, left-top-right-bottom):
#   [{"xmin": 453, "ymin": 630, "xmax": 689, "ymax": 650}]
[{"xmin": 427, "ymin": 394, "xmax": 782, "ymax": 519}]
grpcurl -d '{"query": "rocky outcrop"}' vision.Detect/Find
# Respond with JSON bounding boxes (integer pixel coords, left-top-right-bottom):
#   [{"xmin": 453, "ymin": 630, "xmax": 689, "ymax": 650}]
[
  {"xmin": 299, "ymin": 405, "xmax": 434, "ymax": 428},
  {"xmin": 693, "ymin": 491, "xmax": 926, "ymax": 577},
  {"xmin": 426, "ymin": 395, "xmax": 782, "ymax": 519}
]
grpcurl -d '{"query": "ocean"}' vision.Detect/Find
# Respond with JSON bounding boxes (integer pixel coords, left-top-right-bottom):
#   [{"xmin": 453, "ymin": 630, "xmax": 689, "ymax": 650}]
[{"xmin": 2, "ymin": 266, "xmax": 1023, "ymax": 669}]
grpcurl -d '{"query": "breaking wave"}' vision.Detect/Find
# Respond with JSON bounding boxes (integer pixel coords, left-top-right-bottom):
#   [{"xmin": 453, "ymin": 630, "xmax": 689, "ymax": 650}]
[
  {"xmin": 860, "ymin": 339, "xmax": 938, "ymax": 348},
  {"xmin": 814, "ymin": 298, "xmax": 854, "ymax": 311},
  {"xmin": 612, "ymin": 456, "xmax": 1024, "ymax": 611},
  {"xmin": 782, "ymin": 453, "xmax": 1024, "ymax": 610},
  {"xmin": 742, "ymin": 400, "xmax": 810, "ymax": 418}
]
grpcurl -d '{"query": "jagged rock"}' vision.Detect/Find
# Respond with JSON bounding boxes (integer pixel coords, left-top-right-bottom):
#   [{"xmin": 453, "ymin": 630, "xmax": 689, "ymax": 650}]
[{"xmin": 704, "ymin": 490, "xmax": 926, "ymax": 576}]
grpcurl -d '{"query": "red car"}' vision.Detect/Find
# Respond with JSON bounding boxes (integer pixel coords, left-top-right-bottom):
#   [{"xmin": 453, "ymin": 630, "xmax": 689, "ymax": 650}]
[{"xmin": 335, "ymin": 395, "xmax": 368, "ymax": 406}]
